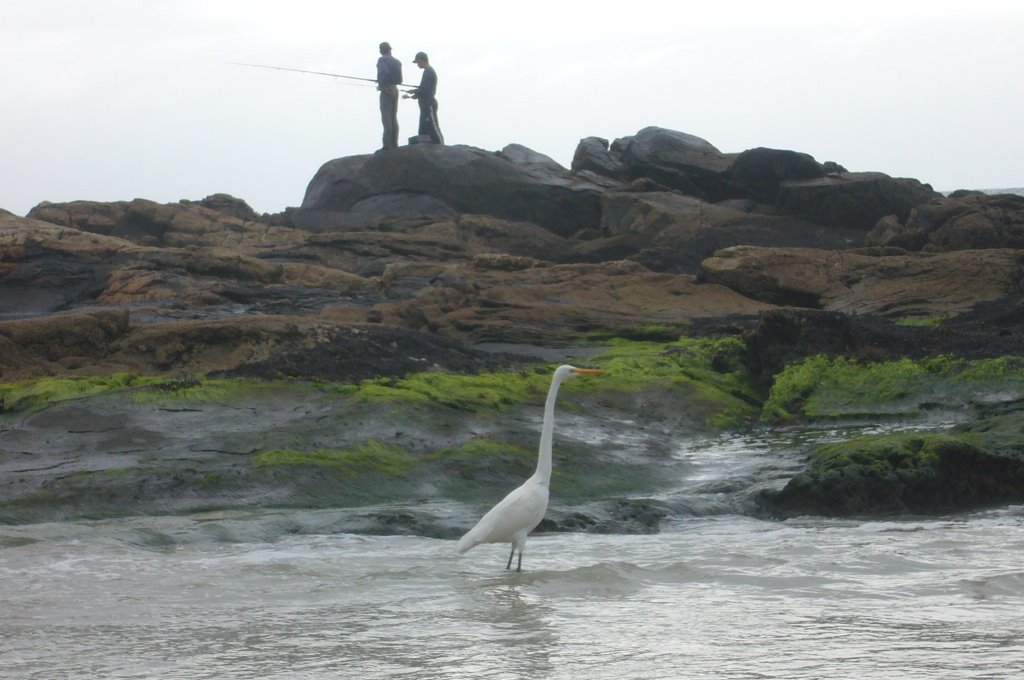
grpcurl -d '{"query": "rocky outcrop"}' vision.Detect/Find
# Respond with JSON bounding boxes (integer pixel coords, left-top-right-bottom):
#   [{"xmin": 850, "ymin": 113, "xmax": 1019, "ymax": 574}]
[
  {"xmin": 570, "ymin": 128, "xmax": 932, "ymax": 233},
  {"xmin": 5, "ymin": 125, "xmax": 1015, "ymax": 380},
  {"xmin": 868, "ymin": 190, "xmax": 1024, "ymax": 251},
  {"xmin": 294, "ymin": 143, "xmax": 605, "ymax": 236}
]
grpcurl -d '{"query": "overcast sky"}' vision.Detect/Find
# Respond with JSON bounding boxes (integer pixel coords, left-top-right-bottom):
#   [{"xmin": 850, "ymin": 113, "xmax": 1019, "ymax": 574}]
[{"xmin": 3, "ymin": 0, "xmax": 1022, "ymax": 217}]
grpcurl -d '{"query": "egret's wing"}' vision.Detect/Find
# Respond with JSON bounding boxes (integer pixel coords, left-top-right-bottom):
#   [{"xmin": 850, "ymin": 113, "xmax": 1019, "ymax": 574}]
[{"xmin": 456, "ymin": 481, "xmax": 549, "ymax": 553}]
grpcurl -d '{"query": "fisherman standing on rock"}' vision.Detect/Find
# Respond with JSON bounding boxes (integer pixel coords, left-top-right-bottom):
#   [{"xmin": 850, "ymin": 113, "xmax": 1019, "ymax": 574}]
[
  {"xmin": 376, "ymin": 42, "xmax": 403, "ymax": 151},
  {"xmin": 408, "ymin": 51, "xmax": 443, "ymax": 145}
]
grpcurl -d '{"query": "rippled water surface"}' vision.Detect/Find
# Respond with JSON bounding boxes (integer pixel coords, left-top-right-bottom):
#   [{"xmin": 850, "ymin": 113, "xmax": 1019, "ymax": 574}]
[{"xmin": 3, "ymin": 504, "xmax": 1024, "ymax": 679}]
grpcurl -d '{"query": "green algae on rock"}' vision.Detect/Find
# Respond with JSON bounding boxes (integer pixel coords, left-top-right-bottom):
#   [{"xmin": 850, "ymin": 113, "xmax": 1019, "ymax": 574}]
[
  {"xmin": 0, "ymin": 373, "xmax": 298, "ymax": 415},
  {"xmin": 762, "ymin": 355, "xmax": 1024, "ymax": 423},
  {"xmin": 253, "ymin": 440, "xmax": 417, "ymax": 476},
  {"xmin": 587, "ymin": 336, "xmax": 762, "ymax": 429},
  {"xmin": 355, "ymin": 370, "xmax": 550, "ymax": 412}
]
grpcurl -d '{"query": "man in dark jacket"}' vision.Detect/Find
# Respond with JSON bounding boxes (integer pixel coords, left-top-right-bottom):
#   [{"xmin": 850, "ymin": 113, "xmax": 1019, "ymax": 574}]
[
  {"xmin": 410, "ymin": 51, "xmax": 443, "ymax": 144},
  {"xmin": 376, "ymin": 42, "xmax": 403, "ymax": 151}
]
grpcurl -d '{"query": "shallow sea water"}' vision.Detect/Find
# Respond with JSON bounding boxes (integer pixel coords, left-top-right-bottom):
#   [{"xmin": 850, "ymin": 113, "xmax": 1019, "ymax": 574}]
[{"xmin": 3, "ymin": 504, "xmax": 1023, "ymax": 679}]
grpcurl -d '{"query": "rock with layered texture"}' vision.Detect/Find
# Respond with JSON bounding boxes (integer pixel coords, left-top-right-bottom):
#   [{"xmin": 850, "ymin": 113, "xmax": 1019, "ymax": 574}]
[
  {"xmin": 0, "ymin": 212, "xmax": 374, "ymax": 321},
  {"xmin": 372, "ymin": 258, "xmax": 772, "ymax": 344},
  {"xmin": 26, "ymin": 196, "xmax": 295, "ymax": 250},
  {"xmin": 700, "ymin": 245, "xmax": 1024, "ymax": 318},
  {"xmin": 1, "ymin": 213, "xmax": 141, "ymax": 317}
]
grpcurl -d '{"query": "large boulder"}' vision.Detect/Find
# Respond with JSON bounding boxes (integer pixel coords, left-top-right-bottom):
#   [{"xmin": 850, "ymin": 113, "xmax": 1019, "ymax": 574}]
[
  {"xmin": 776, "ymin": 172, "xmax": 938, "ymax": 231},
  {"xmin": 293, "ymin": 144, "xmax": 605, "ymax": 237},
  {"xmin": 611, "ymin": 127, "xmax": 734, "ymax": 200},
  {"xmin": 571, "ymin": 136, "xmax": 626, "ymax": 180},
  {"xmin": 868, "ymin": 191, "xmax": 1024, "ymax": 251},
  {"xmin": 727, "ymin": 147, "xmax": 825, "ymax": 203}
]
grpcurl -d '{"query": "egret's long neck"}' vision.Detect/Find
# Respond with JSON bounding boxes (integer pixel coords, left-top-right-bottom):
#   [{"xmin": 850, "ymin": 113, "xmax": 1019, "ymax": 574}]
[{"xmin": 533, "ymin": 376, "xmax": 563, "ymax": 484}]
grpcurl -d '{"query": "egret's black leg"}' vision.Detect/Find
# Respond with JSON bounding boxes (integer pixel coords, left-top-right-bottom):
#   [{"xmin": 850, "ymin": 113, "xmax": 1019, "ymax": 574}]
[
  {"xmin": 506, "ymin": 546, "xmax": 515, "ymax": 570},
  {"xmin": 516, "ymin": 551, "xmax": 523, "ymax": 573}
]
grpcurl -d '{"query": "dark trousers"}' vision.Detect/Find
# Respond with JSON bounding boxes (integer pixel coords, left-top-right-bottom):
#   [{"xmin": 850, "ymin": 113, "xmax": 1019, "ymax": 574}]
[
  {"xmin": 379, "ymin": 86, "xmax": 399, "ymax": 150},
  {"xmin": 417, "ymin": 97, "xmax": 443, "ymax": 144}
]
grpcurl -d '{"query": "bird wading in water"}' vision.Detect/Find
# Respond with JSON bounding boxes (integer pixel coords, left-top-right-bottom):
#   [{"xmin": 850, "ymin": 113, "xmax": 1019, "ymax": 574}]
[{"xmin": 456, "ymin": 365, "xmax": 604, "ymax": 571}]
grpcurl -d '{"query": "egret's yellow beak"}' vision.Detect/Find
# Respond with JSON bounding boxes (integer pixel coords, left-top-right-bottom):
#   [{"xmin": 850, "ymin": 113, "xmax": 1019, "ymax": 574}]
[{"xmin": 571, "ymin": 368, "xmax": 605, "ymax": 375}]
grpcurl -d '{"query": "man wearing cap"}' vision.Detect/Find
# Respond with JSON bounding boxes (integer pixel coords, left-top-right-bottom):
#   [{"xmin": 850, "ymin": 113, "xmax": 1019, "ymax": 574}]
[
  {"xmin": 376, "ymin": 42, "xmax": 403, "ymax": 151},
  {"xmin": 410, "ymin": 52, "xmax": 443, "ymax": 144}
]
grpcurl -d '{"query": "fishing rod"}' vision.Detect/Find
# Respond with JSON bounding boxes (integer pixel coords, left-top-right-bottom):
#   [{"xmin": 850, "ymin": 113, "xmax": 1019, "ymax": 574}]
[{"xmin": 230, "ymin": 62, "xmax": 415, "ymax": 90}]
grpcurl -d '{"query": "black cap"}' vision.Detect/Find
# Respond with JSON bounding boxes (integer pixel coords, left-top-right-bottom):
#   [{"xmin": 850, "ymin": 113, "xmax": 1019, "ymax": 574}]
[
  {"xmin": 412, "ymin": 51, "xmax": 428, "ymax": 63},
  {"xmin": 380, "ymin": 42, "xmax": 391, "ymax": 51}
]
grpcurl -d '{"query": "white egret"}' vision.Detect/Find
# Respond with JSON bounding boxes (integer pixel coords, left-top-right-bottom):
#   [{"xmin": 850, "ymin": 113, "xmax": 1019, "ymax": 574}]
[{"xmin": 456, "ymin": 364, "xmax": 604, "ymax": 571}]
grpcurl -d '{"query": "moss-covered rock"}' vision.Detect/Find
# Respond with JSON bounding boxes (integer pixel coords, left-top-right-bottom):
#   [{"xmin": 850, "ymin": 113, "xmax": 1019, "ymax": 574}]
[
  {"xmin": 765, "ymin": 431, "xmax": 1024, "ymax": 517},
  {"xmin": 588, "ymin": 336, "xmax": 762, "ymax": 429},
  {"xmin": 759, "ymin": 354, "xmax": 1024, "ymax": 517}
]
